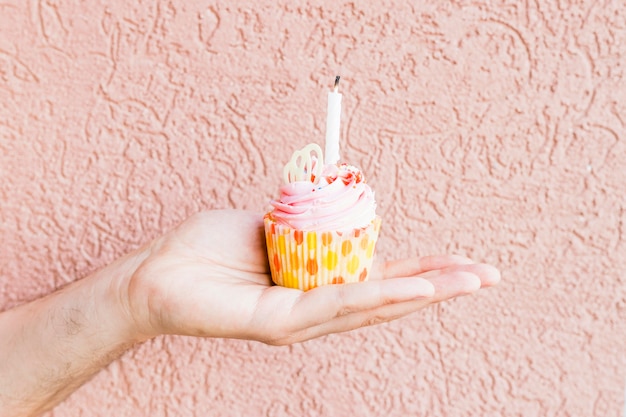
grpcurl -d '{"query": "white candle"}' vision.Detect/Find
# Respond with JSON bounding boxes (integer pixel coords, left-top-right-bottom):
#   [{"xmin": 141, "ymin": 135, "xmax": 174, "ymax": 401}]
[{"xmin": 324, "ymin": 76, "xmax": 342, "ymax": 165}]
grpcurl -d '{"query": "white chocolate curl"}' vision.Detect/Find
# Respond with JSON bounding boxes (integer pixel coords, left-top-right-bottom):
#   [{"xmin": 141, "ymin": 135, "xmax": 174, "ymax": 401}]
[{"xmin": 283, "ymin": 143, "xmax": 324, "ymax": 184}]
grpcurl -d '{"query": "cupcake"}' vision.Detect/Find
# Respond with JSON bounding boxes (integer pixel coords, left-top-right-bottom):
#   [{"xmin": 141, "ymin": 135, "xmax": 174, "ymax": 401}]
[{"xmin": 264, "ymin": 143, "xmax": 381, "ymax": 291}]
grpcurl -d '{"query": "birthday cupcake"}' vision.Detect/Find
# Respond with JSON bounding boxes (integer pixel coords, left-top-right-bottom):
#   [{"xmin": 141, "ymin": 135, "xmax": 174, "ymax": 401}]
[{"xmin": 264, "ymin": 143, "xmax": 381, "ymax": 291}]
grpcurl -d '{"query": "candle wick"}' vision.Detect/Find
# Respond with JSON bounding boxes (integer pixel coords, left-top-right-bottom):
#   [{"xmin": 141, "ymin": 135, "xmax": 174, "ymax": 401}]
[{"xmin": 334, "ymin": 75, "xmax": 341, "ymax": 91}]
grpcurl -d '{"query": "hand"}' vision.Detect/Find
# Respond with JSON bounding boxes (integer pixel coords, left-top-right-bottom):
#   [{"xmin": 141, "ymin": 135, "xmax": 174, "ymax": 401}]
[{"xmin": 122, "ymin": 210, "xmax": 500, "ymax": 345}]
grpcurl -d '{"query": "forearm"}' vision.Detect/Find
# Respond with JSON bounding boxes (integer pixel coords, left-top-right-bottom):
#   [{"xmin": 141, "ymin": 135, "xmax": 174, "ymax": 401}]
[{"xmin": 0, "ymin": 248, "xmax": 150, "ymax": 417}]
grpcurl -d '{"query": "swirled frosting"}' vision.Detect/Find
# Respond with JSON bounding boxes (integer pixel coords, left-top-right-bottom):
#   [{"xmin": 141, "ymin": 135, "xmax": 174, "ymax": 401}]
[{"xmin": 269, "ymin": 163, "xmax": 377, "ymax": 231}]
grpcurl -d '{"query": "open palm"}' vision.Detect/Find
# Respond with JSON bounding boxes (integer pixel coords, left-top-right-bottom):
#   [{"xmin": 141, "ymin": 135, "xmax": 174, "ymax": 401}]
[{"xmin": 124, "ymin": 210, "xmax": 500, "ymax": 345}]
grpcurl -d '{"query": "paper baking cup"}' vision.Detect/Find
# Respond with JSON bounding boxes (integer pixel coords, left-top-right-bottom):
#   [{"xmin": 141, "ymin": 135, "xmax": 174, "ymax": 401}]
[{"xmin": 264, "ymin": 215, "xmax": 382, "ymax": 291}]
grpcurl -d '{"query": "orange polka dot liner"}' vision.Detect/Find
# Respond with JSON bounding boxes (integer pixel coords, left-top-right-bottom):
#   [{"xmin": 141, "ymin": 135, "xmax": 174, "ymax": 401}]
[{"xmin": 264, "ymin": 214, "xmax": 382, "ymax": 291}]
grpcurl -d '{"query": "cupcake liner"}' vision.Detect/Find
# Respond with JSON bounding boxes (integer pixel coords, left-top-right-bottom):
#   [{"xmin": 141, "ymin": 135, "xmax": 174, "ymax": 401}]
[{"xmin": 264, "ymin": 215, "xmax": 382, "ymax": 291}]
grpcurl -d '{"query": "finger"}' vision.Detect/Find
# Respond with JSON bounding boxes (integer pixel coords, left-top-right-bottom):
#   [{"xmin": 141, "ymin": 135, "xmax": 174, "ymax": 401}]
[
  {"xmin": 288, "ymin": 270, "xmax": 481, "ymax": 343},
  {"xmin": 378, "ymin": 254, "xmax": 474, "ymax": 280},
  {"xmin": 421, "ymin": 263, "xmax": 501, "ymax": 289},
  {"xmin": 284, "ymin": 277, "xmax": 435, "ymax": 332},
  {"xmin": 424, "ymin": 270, "xmax": 482, "ymax": 302},
  {"xmin": 465, "ymin": 263, "xmax": 501, "ymax": 288}
]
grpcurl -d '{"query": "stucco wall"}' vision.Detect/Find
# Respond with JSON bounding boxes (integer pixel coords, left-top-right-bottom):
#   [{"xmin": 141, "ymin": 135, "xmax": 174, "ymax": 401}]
[{"xmin": 1, "ymin": 1, "xmax": 625, "ymax": 416}]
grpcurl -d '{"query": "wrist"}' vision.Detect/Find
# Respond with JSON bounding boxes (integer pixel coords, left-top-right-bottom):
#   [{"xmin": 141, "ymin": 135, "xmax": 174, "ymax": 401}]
[{"xmin": 96, "ymin": 243, "xmax": 156, "ymax": 344}]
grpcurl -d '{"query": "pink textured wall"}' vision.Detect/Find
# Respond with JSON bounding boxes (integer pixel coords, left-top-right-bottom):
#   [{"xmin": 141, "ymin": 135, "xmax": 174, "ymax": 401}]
[{"xmin": 1, "ymin": 1, "xmax": 625, "ymax": 415}]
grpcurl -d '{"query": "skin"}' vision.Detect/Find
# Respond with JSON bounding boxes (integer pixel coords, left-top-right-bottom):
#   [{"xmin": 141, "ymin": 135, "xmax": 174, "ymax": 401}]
[{"xmin": 0, "ymin": 209, "xmax": 500, "ymax": 417}]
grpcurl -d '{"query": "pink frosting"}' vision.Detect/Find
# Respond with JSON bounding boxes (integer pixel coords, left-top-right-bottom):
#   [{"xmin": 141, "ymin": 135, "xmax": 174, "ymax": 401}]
[{"xmin": 269, "ymin": 164, "xmax": 377, "ymax": 231}]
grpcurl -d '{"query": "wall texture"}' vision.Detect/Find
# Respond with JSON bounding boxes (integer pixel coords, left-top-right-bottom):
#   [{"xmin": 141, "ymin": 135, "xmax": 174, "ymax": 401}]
[{"xmin": 1, "ymin": 0, "xmax": 625, "ymax": 416}]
